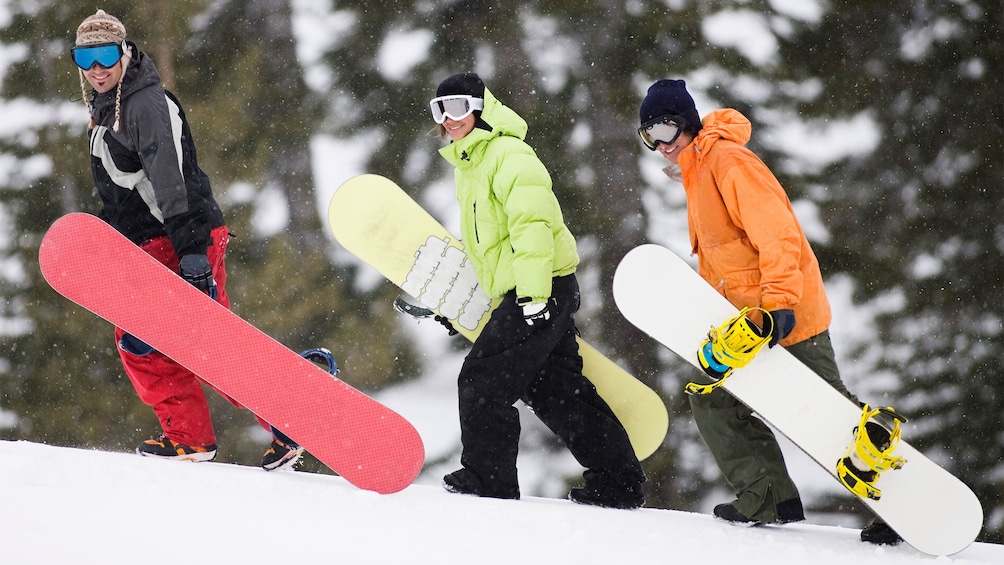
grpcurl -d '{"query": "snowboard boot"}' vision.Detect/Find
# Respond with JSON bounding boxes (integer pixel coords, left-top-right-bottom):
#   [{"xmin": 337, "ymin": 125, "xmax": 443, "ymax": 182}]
[
  {"xmin": 860, "ymin": 520, "xmax": 903, "ymax": 545},
  {"xmin": 569, "ymin": 470, "xmax": 645, "ymax": 509},
  {"xmin": 137, "ymin": 435, "xmax": 217, "ymax": 462},
  {"xmin": 261, "ymin": 437, "xmax": 304, "ymax": 471},
  {"xmin": 713, "ymin": 497, "xmax": 804, "ymax": 525},
  {"xmin": 443, "ymin": 468, "xmax": 520, "ymax": 500},
  {"xmin": 714, "ymin": 503, "xmax": 760, "ymax": 526}
]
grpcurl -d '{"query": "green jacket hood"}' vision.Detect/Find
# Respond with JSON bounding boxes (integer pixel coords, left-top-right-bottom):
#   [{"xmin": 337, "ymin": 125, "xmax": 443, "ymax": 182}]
[{"xmin": 439, "ymin": 86, "xmax": 528, "ymax": 167}]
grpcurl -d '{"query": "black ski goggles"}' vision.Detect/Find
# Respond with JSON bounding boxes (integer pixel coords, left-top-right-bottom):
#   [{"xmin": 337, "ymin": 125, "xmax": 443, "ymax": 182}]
[
  {"xmin": 638, "ymin": 115, "xmax": 685, "ymax": 151},
  {"xmin": 71, "ymin": 41, "xmax": 125, "ymax": 71},
  {"xmin": 430, "ymin": 95, "xmax": 484, "ymax": 124}
]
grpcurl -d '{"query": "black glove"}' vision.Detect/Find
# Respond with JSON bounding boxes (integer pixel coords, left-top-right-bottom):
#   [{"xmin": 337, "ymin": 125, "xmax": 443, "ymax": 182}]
[
  {"xmin": 765, "ymin": 309, "xmax": 795, "ymax": 348},
  {"xmin": 434, "ymin": 315, "xmax": 459, "ymax": 336},
  {"xmin": 179, "ymin": 253, "xmax": 215, "ymax": 295}
]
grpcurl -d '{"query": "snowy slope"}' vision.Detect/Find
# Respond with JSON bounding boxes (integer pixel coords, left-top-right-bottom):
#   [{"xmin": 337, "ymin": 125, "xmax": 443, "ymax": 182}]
[{"xmin": 1, "ymin": 440, "xmax": 999, "ymax": 565}]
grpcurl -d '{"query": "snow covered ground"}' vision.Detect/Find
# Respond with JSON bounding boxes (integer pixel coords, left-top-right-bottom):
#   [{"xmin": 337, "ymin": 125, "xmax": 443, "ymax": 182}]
[{"xmin": 1, "ymin": 440, "xmax": 1000, "ymax": 565}]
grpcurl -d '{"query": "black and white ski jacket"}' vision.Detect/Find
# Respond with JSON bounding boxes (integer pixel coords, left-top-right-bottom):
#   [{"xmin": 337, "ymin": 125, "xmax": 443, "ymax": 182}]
[{"xmin": 87, "ymin": 42, "xmax": 224, "ymax": 258}]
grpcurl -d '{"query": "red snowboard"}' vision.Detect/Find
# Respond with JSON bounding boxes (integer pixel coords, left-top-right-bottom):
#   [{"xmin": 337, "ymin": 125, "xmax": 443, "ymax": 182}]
[{"xmin": 39, "ymin": 213, "xmax": 424, "ymax": 494}]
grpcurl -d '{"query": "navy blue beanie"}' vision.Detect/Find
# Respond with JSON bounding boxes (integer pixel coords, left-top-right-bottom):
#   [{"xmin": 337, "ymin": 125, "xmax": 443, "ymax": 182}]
[{"xmin": 639, "ymin": 79, "xmax": 701, "ymax": 133}]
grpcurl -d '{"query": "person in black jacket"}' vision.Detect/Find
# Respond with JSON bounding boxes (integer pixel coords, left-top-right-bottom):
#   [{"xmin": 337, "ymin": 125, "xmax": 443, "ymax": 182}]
[{"xmin": 72, "ymin": 10, "xmax": 301, "ymax": 471}]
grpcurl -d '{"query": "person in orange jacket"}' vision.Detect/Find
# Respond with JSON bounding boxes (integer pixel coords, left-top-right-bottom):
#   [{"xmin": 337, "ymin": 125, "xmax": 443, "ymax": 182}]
[{"xmin": 636, "ymin": 79, "xmax": 899, "ymax": 545}]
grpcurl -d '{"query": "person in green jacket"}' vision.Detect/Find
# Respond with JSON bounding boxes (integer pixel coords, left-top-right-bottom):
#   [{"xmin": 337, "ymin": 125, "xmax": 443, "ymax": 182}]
[{"xmin": 431, "ymin": 72, "xmax": 646, "ymax": 508}]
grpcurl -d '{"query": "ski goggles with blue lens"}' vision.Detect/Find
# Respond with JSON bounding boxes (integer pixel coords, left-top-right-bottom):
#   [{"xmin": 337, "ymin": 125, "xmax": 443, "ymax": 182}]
[
  {"xmin": 430, "ymin": 95, "xmax": 484, "ymax": 124},
  {"xmin": 71, "ymin": 41, "xmax": 125, "ymax": 71},
  {"xmin": 638, "ymin": 115, "xmax": 685, "ymax": 151}
]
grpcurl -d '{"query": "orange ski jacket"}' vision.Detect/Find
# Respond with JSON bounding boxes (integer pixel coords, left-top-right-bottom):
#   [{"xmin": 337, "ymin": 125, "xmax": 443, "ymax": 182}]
[{"xmin": 675, "ymin": 108, "xmax": 831, "ymax": 346}]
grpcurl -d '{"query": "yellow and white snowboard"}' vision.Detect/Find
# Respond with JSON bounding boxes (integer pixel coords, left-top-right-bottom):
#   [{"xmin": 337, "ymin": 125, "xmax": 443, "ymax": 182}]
[{"xmin": 328, "ymin": 174, "xmax": 668, "ymax": 460}]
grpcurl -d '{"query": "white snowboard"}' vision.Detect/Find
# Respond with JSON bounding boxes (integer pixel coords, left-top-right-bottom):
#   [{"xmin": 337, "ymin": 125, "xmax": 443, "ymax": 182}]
[{"xmin": 613, "ymin": 244, "xmax": 983, "ymax": 556}]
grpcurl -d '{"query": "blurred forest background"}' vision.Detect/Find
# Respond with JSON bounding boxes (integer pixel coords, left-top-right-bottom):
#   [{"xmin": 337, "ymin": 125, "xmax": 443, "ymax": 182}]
[{"xmin": 0, "ymin": 0, "xmax": 1000, "ymax": 543}]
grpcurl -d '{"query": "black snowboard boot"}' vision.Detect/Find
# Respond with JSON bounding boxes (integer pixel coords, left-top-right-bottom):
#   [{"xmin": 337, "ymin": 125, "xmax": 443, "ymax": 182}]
[
  {"xmin": 861, "ymin": 520, "xmax": 903, "ymax": 545},
  {"xmin": 261, "ymin": 437, "xmax": 303, "ymax": 471},
  {"xmin": 137, "ymin": 435, "xmax": 217, "ymax": 462},
  {"xmin": 443, "ymin": 468, "xmax": 519, "ymax": 500},
  {"xmin": 569, "ymin": 470, "xmax": 645, "ymax": 509},
  {"xmin": 776, "ymin": 497, "xmax": 806, "ymax": 523},
  {"xmin": 714, "ymin": 497, "xmax": 804, "ymax": 525}
]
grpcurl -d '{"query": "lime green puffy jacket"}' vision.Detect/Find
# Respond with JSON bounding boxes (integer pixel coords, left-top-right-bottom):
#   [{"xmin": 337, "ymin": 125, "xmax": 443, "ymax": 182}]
[{"xmin": 438, "ymin": 87, "xmax": 578, "ymax": 302}]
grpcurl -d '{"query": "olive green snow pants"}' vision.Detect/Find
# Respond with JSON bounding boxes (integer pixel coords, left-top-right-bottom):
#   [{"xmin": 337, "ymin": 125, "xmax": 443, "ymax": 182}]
[{"xmin": 689, "ymin": 330, "xmax": 858, "ymax": 522}]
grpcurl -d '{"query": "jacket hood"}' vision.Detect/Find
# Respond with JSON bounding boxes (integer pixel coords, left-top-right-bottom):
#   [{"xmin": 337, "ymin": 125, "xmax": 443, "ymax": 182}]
[
  {"xmin": 92, "ymin": 42, "xmax": 161, "ymax": 109},
  {"xmin": 695, "ymin": 108, "xmax": 752, "ymax": 151},
  {"xmin": 677, "ymin": 108, "xmax": 753, "ymax": 174},
  {"xmin": 120, "ymin": 44, "xmax": 162, "ymax": 100},
  {"xmin": 439, "ymin": 86, "xmax": 528, "ymax": 166}
]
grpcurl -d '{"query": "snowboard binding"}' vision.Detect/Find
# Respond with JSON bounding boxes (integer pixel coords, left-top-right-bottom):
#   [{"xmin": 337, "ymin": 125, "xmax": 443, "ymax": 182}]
[
  {"xmin": 687, "ymin": 307, "xmax": 772, "ymax": 395},
  {"xmin": 301, "ymin": 347, "xmax": 339, "ymax": 376},
  {"xmin": 393, "ymin": 295, "xmax": 459, "ymax": 336},
  {"xmin": 836, "ymin": 404, "xmax": 908, "ymax": 500}
]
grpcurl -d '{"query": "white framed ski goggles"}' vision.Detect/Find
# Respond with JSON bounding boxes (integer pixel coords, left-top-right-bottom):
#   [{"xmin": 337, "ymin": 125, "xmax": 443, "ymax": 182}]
[
  {"xmin": 638, "ymin": 115, "xmax": 685, "ymax": 151},
  {"xmin": 430, "ymin": 95, "xmax": 484, "ymax": 124},
  {"xmin": 71, "ymin": 41, "xmax": 125, "ymax": 71}
]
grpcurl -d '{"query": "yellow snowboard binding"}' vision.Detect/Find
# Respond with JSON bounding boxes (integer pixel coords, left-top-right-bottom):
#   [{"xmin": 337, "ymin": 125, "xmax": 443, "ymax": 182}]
[
  {"xmin": 687, "ymin": 307, "xmax": 772, "ymax": 395},
  {"xmin": 836, "ymin": 405, "xmax": 908, "ymax": 500}
]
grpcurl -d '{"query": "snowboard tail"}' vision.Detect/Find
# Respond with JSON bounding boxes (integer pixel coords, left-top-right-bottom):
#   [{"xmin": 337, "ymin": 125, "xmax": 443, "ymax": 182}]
[
  {"xmin": 39, "ymin": 213, "xmax": 424, "ymax": 494},
  {"xmin": 613, "ymin": 244, "xmax": 983, "ymax": 556}
]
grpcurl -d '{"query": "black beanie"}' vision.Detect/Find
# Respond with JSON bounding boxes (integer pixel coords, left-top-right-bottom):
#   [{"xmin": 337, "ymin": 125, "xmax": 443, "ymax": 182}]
[
  {"xmin": 436, "ymin": 72, "xmax": 486, "ymax": 99},
  {"xmin": 639, "ymin": 79, "xmax": 701, "ymax": 133}
]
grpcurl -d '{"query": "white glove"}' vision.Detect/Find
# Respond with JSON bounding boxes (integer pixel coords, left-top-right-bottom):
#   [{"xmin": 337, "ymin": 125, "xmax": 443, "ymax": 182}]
[{"xmin": 521, "ymin": 302, "xmax": 550, "ymax": 326}]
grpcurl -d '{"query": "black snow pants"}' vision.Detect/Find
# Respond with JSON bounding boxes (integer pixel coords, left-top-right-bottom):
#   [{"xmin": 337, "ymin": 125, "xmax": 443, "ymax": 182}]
[{"xmin": 456, "ymin": 274, "xmax": 645, "ymax": 492}]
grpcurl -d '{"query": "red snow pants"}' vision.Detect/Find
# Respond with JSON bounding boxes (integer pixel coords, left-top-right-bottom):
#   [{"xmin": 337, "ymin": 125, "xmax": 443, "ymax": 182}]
[{"xmin": 114, "ymin": 226, "xmax": 269, "ymax": 447}]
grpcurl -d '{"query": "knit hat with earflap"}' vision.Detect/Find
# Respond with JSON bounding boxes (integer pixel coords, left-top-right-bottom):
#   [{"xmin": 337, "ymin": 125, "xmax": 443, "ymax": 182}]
[
  {"xmin": 76, "ymin": 9, "xmax": 126, "ymax": 46},
  {"xmin": 639, "ymin": 79, "xmax": 702, "ymax": 134},
  {"xmin": 76, "ymin": 9, "xmax": 130, "ymax": 131}
]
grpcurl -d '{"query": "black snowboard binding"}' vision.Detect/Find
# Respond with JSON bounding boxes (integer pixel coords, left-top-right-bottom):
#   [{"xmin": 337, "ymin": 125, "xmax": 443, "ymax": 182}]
[
  {"xmin": 393, "ymin": 295, "xmax": 459, "ymax": 336},
  {"xmin": 300, "ymin": 347, "xmax": 339, "ymax": 376}
]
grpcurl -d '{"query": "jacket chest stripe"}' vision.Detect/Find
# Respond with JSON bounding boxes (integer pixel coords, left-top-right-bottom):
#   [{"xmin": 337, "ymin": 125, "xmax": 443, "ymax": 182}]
[
  {"xmin": 89, "ymin": 125, "xmax": 164, "ymax": 223},
  {"xmin": 165, "ymin": 95, "xmax": 185, "ymax": 175}
]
